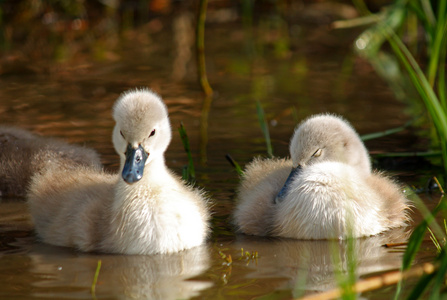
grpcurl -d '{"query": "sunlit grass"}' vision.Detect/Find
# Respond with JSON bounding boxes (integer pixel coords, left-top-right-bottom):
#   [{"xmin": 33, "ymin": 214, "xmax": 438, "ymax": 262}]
[
  {"xmin": 334, "ymin": 0, "xmax": 447, "ymax": 177},
  {"xmin": 385, "ymin": 27, "xmax": 447, "ymax": 176},
  {"xmin": 360, "ymin": 117, "xmax": 418, "ymax": 141},
  {"xmin": 345, "ymin": 0, "xmax": 446, "ymax": 172},
  {"xmin": 91, "ymin": 260, "xmax": 102, "ymax": 300},
  {"xmin": 393, "ymin": 191, "xmax": 447, "ymax": 299},
  {"xmin": 428, "ymin": 222, "xmax": 447, "ymax": 254},
  {"xmin": 196, "ymin": 0, "xmax": 213, "ymax": 97},
  {"xmin": 332, "ymin": 238, "xmax": 357, "ymax": 300},
  {"xmin": 333, "ymin": 0, "xmax": 447, "ymax": 298},
  {"xmin": 225, "ymin": 154, "xmax": 243, "ymax": 176}
]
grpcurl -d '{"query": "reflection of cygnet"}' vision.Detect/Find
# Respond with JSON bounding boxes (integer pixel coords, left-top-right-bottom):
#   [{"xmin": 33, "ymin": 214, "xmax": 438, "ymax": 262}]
[
  {"xmin": 28, "ymin": 245, "xmax": 212, "ymax": 300},
  {"xmin": 234, "ymin": 114, "xmax": 410, "ymax": 239},
  {"xmin": 27, "ymin": 89, "xmax": 210, "ymax": 254},
  {"xmin": 0, "ymin": 127, "xmax": 102, "ymax": 197},
  {"xmin": 233, "ymin": 228, "xmax": 409, "ymax": 295}
]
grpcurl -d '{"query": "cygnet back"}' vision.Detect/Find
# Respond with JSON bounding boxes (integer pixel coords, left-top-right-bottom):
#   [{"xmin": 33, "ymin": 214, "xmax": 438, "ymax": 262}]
[{"xmin": 0, "ymin": 127, "xmax": 102, "ymax": 197}]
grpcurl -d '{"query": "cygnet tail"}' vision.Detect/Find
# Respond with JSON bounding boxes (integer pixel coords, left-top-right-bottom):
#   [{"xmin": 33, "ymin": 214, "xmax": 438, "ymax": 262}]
[{"xmin": 368, "ymin": 173, "xmax": 412, "ymax": 227}]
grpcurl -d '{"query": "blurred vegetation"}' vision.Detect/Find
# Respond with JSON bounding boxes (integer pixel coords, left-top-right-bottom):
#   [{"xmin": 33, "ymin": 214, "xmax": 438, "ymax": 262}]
[
  {"xmin": 0, "ymin": 0, "xmax": 172, "ymax": 73},
  {"xmin": 335, "ymin": 0, "xmax": 447, "ymax": 174},
  {"xmin": 334, "ymin": 0, "xmax": 447, "ymax": 298}
]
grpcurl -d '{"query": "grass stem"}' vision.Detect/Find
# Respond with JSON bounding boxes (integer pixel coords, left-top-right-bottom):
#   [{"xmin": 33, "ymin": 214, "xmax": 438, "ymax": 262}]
[
  {"xmin": 360, "ymin": 117, "xmax": 417, "ymax": 141},
  {"xmin": 196, "ymin": 0, "xmax": 213, "ymax": 97},
  {"xmin": 256, "ymin": 100, "xmax": 273, "ymax": 158},
  {"xmin": 298, "ymin": 263, "xmax": 436, "ymax": 300},
  {"xmin": 200, "ymin": 95, "xmax": 213, "ymax": 165},
  {"xmin": 178, "ymin": 122, "xmax": 196, "ymax": 183},
  {"xmin": 225, "ymin": 154, "xmax": 243, "ymax": 176},
  {"xmin": 91, "ymin": 260, "xmax": 102, "ymax": 299}
]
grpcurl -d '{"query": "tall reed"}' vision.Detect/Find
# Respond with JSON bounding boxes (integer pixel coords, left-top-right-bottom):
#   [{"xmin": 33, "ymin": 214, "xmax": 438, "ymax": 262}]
[
  {"xmin": 334, "ymin": 0, "xmax": 447, "ymax": 297},
  {"xmin": 335, "ymin": 0, "xmax": 447, "ymax": 175},
  {"xmin": 178, "ymin": 123, "xmax": 196, "ymax": 183},
  {"xmin": 196, "ymin": 0, "xmax": 213, "ymax": 97},
  {"xmin": 256, "ymin": 100, "xmax": 273, "ymax": 158}
]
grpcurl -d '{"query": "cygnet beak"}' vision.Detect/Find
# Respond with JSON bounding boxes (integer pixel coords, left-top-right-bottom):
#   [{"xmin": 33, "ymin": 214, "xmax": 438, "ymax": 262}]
[
  {"xmin": 122, "ymin": 144, "xmax": 149, "ymax": 184},
  {"xmin": 274, "ymin": 165, "xmax": 302, "ymax": 204}
]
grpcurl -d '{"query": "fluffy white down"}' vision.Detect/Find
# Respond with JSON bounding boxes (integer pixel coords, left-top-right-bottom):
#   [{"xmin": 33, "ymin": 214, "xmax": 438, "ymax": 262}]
[
  {"xmin": 272, "ymin": 161, "xmax": 388, "ymax": 239},
  {"xmin": 28, "ymin": 89, "xmax": 210, "ymax": 254},
  {"xmin": 101, "ymin": 171, "xmax": 209, "ymax": 254},
  {"xmin": 233, "ymin": 113, "xmax": 410, "ymax": 239},
  {"xmin": 232, "ymin": 157, "xmax": 291, "ymax": 236}
]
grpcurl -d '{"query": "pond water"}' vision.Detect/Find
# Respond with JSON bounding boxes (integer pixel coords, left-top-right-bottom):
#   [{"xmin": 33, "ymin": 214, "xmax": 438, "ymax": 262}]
[{"xmin": 0, "ymin": 2, "xmax": 441, "ymax": 299}]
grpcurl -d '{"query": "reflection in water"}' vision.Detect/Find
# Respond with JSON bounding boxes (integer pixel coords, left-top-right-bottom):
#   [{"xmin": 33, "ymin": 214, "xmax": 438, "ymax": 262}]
[
  {"xmin": 227, "ymin": 228, "xmax": 410, "ymax": 298},
  {"xmin": 0, "ymin": 202, "xmax": 212, "ymax": 300},
  {"xmin": 200, "ymin": 95, "xmax": 213, "ymax": 165},
  {"xmin": 172, "ymin": 12, "xmax": 194, "ymax": 81},
  {"xmin": 0, "ymin": 197, "xmax": 424, "ymax": 299},
  {"xmin": 28, "ymin": 244, "xmax": 212, "ymax": 299}
]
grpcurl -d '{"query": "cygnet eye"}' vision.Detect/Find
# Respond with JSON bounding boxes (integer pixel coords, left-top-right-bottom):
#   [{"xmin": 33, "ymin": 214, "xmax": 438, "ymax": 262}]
[
  {"xmin": 312, "ymin": 149, "xmax": 322, "ymax": 157},
  {"xmin": 149, "ymin": 129, "xmax": 156, "ymax": 138},
  {"xmin": 120, "ymin": 130, "xmax": 125, "ymax": 139}
]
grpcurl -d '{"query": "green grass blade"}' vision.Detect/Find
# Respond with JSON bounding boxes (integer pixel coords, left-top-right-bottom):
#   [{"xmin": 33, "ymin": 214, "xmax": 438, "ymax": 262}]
[
  {"xmin": 182, "ymin": 166, "xmax": 188, "ymax": 181},
  {"xmin": 384, "ymin": 26, "xmax": 447, "ymax": 174},
  {"xmin": 388, "ymin": 31, "xmax": 447, "ymax": 134},
  {"xmin": 436, "ymin": 0, "xmax": 447, "ymax": 26},
  {"xmin": 346, "ymin": 237, "xmax": 357, "ymax": 300},
  {"xmin": 394, "ymin": 195, "xmax": 431, "ymax": 300},
  {"xmin": 353, "ymin": 1, "xmax": 406, "ymax": 58},
  {"xmin": 332, "ymin": 14, "xmax": 379, "ymax": 29},
  {"xmin": 360, "ymin": 117, "xmax": 417, "ymax": 141},
  {"xmin": 178, "ymin": 122, "xmax": 196, "ymax": 182},
  {"xmin": 225, "ymin": 154, "xmax": 243, "ymax": 176},
  {"xmin": 420, "ymin": 0, "xmax": 436, "ymax": 29},
  {"xmin": 437, "ymin": 22, "xmax": 447, "ymax": 109},
  {"xmin": 407, "ymin": 1, "xmax": 431, "ymax": 31},
  {"xmin": 91, "ymin": 260, "xmax": 102, "ymax": 299},
  {"xmin": 196, "ymin": 0, "xmax": 213, "ymax": 97},
  {"xmin": 256, "ymin": 100, "xmax": 273, "ymax": 158},
  {"xmin": 352, "ymin": 0, "xmax": 447, "ymax": 175},
  {"xmin": 400, "ymin": 191, "xmax": 446, "ymax": 270},
  {"xmin": 371, "ymin": 150, "xmax": 441, "ymax": 158},
  {"xmin": 402, "ymin": 219, "xmax": 428, "ymax": 271},
  {"xmin": 291, "ymin": 106, "xmax": 299, "ymax": 124},
  {"xmin": 428, "ymin": 226, "xmax": 442, "ymax": 253},
  {"xmin": 406, "ymin": 272, "xmax": 435, "ymax": 300},
  {"xmin": 331, "ymin": 240, "xmax": 357, "ymax": 300},
  {"xmin": 331, "ymin": 210, "xmax": 357, "ymax": 300},
  {"xmin": 427, "ymin": 14, "xmax": 447, "ymax": 87},
  {"xmin": 430, "ymin": 249, "xmax": 447, "ymax": 299},
  {"xmin": 352, "ymin": 0, "xmax": 371, "ymax": 16}
]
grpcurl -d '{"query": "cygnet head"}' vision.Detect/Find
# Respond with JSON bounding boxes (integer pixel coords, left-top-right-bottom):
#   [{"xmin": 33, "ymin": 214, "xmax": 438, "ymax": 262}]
[
  {"xmin": 275, "ymin": 114, "xmax": 371, "ymax": 203},
  {"xmin": 289, "ymin": 114, "xmax": 371, "ymax": 172},
  {"xmin": 112, "ymin": 89, "xmax": 172, "ymax": 184}
]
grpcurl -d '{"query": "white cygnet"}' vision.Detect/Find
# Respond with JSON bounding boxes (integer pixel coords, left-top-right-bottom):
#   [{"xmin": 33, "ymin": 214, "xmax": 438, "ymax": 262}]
[
  {"xmin": 233, "ymin": 113, "xmax": 410, "ymax": 239},
  {"xmin": 27, "ymin": 89, "xmax": 210, "ymax": 254}
]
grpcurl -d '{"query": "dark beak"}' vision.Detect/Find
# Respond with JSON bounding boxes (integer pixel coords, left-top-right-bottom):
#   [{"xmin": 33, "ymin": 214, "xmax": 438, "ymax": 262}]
[
  {"xmin": 274, "ymin": 165, "xmax": 302, "ymax": 204},
  {"xmin": 122, "ymin": 144, "xmax": 149, "ymax": 184}
]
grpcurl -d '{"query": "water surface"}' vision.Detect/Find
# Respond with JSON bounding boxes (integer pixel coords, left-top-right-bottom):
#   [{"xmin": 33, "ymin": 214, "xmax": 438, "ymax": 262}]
[{"xmin": 0, "ymin": 3, "xmax": 439, "ymax": 299}]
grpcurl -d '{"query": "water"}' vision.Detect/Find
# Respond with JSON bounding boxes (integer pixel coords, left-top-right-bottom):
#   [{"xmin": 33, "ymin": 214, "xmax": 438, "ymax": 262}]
[{"xmin": 0, "ymin": 2, "xmax": 440, "ymax": 299}]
